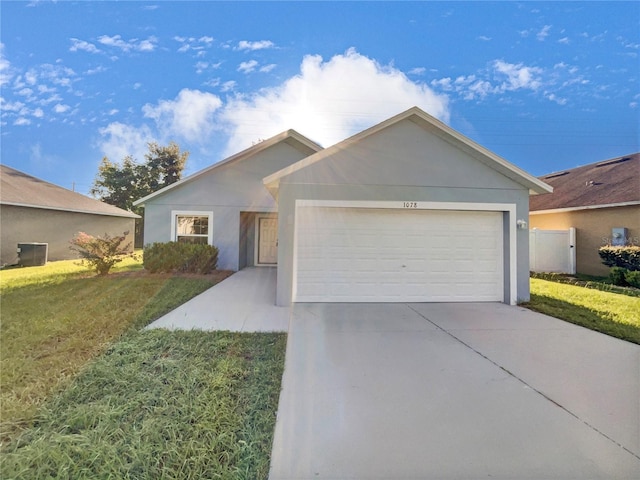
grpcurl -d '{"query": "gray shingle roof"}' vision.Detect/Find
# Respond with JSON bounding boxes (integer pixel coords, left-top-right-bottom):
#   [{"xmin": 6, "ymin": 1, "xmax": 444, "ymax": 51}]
[
  {"xmin": 0, "ymin": 164, "xmax": 139, "ymax": 218},
  {"xmin": 530, "ymin": 153, "xmax": 640, "ymax": 211}
]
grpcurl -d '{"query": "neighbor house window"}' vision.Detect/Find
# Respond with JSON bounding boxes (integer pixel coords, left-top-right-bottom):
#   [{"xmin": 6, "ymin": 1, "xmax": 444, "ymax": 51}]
[{"xmin": 171, "ymin": 211, "xmax": 213, "ymax": 245}]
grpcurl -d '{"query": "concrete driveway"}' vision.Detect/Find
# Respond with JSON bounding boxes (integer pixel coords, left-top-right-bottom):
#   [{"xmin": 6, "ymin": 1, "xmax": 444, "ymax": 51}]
[{"xmin": 269, "ymin": 302, "xmax": 640, "ymax": 479}]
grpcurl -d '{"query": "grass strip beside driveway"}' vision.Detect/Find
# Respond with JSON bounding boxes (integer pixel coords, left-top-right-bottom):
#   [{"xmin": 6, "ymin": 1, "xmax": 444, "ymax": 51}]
[
  {"xmin": 0, "ymin": 259, "xmax": 222, "ymax": 444},
  {"xmin": 526, "ymin": 278, "xmax": 640, "ymax": 344},
  {"xmin": 1, "ymin": 330, "xmax": 286, "ymax": 480}
]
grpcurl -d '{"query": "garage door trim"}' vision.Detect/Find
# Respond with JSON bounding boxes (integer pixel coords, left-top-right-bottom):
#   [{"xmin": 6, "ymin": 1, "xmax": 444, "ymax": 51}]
[{"xmin": 293, "ymin": 200, "xmax": 518, "ymax": 305}]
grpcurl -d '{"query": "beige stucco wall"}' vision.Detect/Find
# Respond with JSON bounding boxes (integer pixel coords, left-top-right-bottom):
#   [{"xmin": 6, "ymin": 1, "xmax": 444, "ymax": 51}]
[
  {"xmin": 529, "ymin": 205, "xmax": 640, "ymax": 276},
  {"xmin": 0, "ymin": 205, "xmax": 136, "ymax": 266}
]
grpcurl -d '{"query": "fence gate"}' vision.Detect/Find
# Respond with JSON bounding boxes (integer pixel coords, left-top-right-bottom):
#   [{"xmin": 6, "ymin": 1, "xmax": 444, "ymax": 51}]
[{"xmin": 529, "ymin": 228, "xmax": 576, "ymax": 274}]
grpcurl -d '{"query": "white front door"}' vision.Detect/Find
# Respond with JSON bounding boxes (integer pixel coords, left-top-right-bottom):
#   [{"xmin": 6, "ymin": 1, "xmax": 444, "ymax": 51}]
[{"xmin": 257, "ymin": 217, "xmax": 278, "ymax": 265}]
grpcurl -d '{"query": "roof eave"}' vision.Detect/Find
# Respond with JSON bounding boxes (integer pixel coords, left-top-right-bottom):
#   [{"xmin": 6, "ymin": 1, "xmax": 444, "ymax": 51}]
[
  {"xmin": 263, "ymin": 106, "xmax": 553, "ymax": 195},
  {"xmin": 530, "ymin": 200, "xmax": 640, "ymax": 215},
  {"xmin": 133, "ymin": 129, "xmax": 322, "ymax": 207},
  {"xmin": 0, "ymin": 201, "xmax": 140, "ymax": 218}
]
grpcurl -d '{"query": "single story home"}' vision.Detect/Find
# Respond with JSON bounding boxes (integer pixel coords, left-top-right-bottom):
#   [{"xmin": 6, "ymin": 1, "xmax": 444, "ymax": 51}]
[
  {"xmin": 0, "ymin": 165, "xmax": 138, "ymax": 266},
  {"xmin": 135, "ymin": 107, "xmax": 552, "ymax": 306},
  {"xmin": 529, "ymin": 153, "xmax": 639, "ymax": 277}
]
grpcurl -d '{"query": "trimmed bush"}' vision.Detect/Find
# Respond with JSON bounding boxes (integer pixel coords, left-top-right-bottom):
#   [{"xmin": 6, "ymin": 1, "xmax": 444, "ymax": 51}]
[
  {"xmin": 144, "ymin": 242, "xmax": 219, "ymax": 274},
  {"xmin": 624, "ymin": 270, "xmax": 640, "ymax": 289},
  {"xmin": 609, "ymin": 267, "xmax": 629, "ymax": 286},
  {"xmin": 598, "ymin": 246, "xmax": 640, "ymax": 271}
]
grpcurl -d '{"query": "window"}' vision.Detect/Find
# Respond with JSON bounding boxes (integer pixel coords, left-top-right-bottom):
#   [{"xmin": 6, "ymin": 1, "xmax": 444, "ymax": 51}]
[{"xmin": 171, "ymin": 211, "xmax": 212, "ymax": 244}]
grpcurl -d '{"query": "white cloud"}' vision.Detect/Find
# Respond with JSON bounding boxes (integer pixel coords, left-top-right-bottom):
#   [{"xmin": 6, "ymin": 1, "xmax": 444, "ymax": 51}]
[
  {"xmin": 221, "ymin": 80, "xmax": 236, "ymax": 92},
  {"xmin": 0, "ymin": 43, "xmax": 14, "ymax": 87},
  {"xmin": 408, "ymin": 67, "xmax": 426, "ymax": 75},
  {"xmin": 98, "ymin": 121, "xmax": 155, "ymax": 161},
  {"xmin": 69, "ymin": 38, "xmax": 101, "ymax": 53},
  {"xmin": 237, "ymin": 40, "xmax": 275, "ymax": 51},
  {"xmin": 175, "ymin": 36, "xmax": 214, "ymax": 55},
  {"xmin": 477, "ymin": 35, "xmax": 492, "ymax": 42},
  {"xmin": 17, "ymin": 87, "xmax": 34, "ymax": 97},
  {"xmin": 220, "ymin": 48, "xmax": 449, "ymax": 155},
  {"xmin": 137, "ymin": 38, "xmax": 157, "ymax": 52},
  {"xmin": 86, "ymin": 65, "xmax": 107, "ymax": 75},
  {"xmin": 238, "ymin": 60, "xmax": 258, "ymax": 73},
  {"xmin": 195, "ymin": 61, "xmax": 209, "ymax": 74},
  {"xmin": 25, "ymin": 70, "xmax": 38, "ymax": 85},
  {"xmin": 431, "ymin": 60, "xmax": 547, "ymax": 101},
  {"xmin": 1, "ymin": 98, "xmax": 26, "ymax": 112},
  {"xmin": 545, "ymin": 93, "xmax": 567, "ymax": 105},
  {"xmin": 493, "ymin": 60, "xmax": 543, "ymax": 91},
  {"xmin": 53, "ymin": 103, "xmax": 70, "ymax": 113},
  {"xmin": 14, "ymin": 117, "xmax": 30, "ymax": 126},
  {"xmin": 142, "ymin": 88, "xmax": 222, "ymax": 142},
  {"xmin": 98, "ymin": 35, "xmax": 158, "ymax": 53},
  {"xmin": 537, "ymin": 25, "xmax": 552, "ymax": 41},
  {"xmin": 32, "ymin": 107, "xmax": 44, "ymax": 118},
  {"xmin": 260, "ymin": 63, "xmax": 277, "ymax": 73},
  {"xmin": 558, "ymin": 37, "xmax": 570, "ymax": 45},
  {"xmin": 97, "ymin": 49, "xmax": 449, "ymax": 165}
]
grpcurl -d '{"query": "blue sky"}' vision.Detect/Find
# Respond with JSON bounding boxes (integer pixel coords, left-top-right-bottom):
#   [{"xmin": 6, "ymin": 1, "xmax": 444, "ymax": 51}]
[{"xmin": 1, "ymin": 1, "xmax": 638, "ymax": 196}]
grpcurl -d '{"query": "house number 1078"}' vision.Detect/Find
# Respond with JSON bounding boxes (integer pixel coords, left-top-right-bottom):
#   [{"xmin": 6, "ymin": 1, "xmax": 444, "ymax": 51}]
[{"xmin": 403, "ymin": 202, "xmax": 418, "ymax": 208}]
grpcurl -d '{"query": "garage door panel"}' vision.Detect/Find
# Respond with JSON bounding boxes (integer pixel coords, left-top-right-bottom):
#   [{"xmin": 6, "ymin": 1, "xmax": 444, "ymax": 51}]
[{"xmin": 294, "ymin": 207, "xmax": 503, "ymax": 303}]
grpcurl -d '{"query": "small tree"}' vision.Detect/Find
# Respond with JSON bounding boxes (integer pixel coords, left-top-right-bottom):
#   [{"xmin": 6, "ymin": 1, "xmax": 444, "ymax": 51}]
[{"xmin": 70, "ymin": 231, "xmax": 132, "ymax": 276}]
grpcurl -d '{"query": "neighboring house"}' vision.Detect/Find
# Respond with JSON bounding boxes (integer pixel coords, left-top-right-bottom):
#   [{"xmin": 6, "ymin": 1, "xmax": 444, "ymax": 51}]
[
  {"xmin": 529, "ymin": 153, "xmax": 640, "ymax": 277},
  {"xmin": 0, "ymin": 165, "xmax": 139, "ymax": 266},
  {"xmin": 135, "ymin": 107, "xmax": 551, "ymax": 306}
]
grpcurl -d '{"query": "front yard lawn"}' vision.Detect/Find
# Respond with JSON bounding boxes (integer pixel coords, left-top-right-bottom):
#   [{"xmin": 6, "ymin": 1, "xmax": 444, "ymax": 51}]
[
  {"xmin": 0, "ymin": 258, "xmax": 227, "ymax": 444},
  {"xmin": 1, "ymin": 330, "xmax": 286, "ymax": 480},
  {"xmin": 1, "ymin": 258, "xmax": 286, "ymax": 479},
  {"xmin": 526, "ymin": 278, "xmax": 640, "ymax": 344}
]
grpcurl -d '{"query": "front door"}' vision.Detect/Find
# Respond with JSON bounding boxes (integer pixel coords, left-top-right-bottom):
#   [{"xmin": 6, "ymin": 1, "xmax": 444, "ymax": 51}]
[{"xmin": 257, "ymin": 217, "xmax": 278, "ymax": 265}]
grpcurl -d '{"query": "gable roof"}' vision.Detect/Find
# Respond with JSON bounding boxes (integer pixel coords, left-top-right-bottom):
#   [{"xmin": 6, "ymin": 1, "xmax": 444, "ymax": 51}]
[
  {"xmin": 263, "ymin": 106, "xmax": 552, "ymax": 196},
  {"xmin": 0, "ymin": 164, "xmax": 139, "ymax": 218},
  {"xmin": 530, "ymin": 152, "xmax": 639, "ymax": 212},
  {"xmin": 133, "ymin": 129, "xmax": 323, "ymax": 207}
]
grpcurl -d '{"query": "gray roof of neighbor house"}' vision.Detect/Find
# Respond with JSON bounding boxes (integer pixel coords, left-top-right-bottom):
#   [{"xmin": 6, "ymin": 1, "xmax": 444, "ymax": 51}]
[
  {"xmin": 530, "ymin": 153, "xmax": 640, "ymax": 212},
  {"xmin": 0, "ymin": 164, "xmax": 139, "ymax": 218}
]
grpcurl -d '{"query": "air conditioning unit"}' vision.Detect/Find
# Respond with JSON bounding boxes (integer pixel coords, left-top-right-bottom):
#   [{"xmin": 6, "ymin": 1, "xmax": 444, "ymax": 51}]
[{"xmin": 17, "ymin": 243, "xmax": 48, "ymax": 267}]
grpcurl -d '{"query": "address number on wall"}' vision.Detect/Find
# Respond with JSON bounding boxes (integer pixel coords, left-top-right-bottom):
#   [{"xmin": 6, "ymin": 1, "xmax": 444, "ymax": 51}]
[{"xmin": 402, "ymin": 202, "xmax": 418, "ymax": 208}]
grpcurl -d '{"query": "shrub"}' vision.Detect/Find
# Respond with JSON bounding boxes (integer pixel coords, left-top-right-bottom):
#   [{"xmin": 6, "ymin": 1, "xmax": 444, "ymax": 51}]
[
  {"xmin": 70, "ymin": 231, "xmax": 132, "ymax": 276},
  {"xmin": 609, "ymin": 267, "xmax": 629, "ymax": 286},
  {"xmin": 144, "ymin": 242, "xmax": 219, "ymax": 274},
  {"xmin": 598, "ymin": 246, "xmax": 640, "ymax": 271},
  {"xmin": 624, "ymin": 270, "xmax": 640, "ymax": 289}
]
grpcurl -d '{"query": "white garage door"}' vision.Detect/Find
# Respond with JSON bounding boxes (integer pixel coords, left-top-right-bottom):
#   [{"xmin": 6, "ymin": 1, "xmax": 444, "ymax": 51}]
[{"xmin": 294, "ymin": 207, "xmax": 504, "ymax": 302}]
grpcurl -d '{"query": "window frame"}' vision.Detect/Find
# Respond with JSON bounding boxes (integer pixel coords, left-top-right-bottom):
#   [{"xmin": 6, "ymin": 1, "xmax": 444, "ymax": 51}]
[{"xmin": 171, "ymin": 210, "xmax": 213, "ymax": 245}]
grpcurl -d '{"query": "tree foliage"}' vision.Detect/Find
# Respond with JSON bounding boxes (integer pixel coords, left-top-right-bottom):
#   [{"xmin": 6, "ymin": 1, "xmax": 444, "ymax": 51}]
[{"xmin": 90, "ymin": 142, "xmax": 189, "ymax": 213}]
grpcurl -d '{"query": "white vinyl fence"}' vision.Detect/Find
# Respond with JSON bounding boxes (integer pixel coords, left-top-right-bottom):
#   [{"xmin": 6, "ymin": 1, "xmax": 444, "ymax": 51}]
[{"xmin": 529, "ymin": 228, "xmax": 576, "ymax": 274}]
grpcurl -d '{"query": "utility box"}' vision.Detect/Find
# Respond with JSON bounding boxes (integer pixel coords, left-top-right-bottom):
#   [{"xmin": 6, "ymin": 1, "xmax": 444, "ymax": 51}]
[
  {"xmin": 611, "ymin": 228, "xmax": 628, "ymax": 246},
  {"xmin": 17, "ymin": 243, "xmax": 48, "ymax": 267}
]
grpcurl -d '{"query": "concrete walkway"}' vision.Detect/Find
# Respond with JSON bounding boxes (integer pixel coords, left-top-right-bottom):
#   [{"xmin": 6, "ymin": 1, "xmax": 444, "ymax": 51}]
[
  {"xmin": 146, "ymin": 267, "xmax": 289, "ymax": 332},
  {"xmin": 269, "ymin": 302, "xmax": 640, "ymax": 479}
]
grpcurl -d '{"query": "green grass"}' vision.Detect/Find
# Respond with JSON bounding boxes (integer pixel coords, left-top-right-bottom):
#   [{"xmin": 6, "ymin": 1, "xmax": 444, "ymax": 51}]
[
  {"xmin": 0, "ymin": 258, "xmax": 221, "ymax": 444},
  {"xmin": 0, "ymin": 254, "xmax": 144, "ymax": 289},
  {"xmin": 1, "ymin": 330, "xmax": 286, "ymax": 479},
  {"xmin": 530, "ymin": 271, "xmax": 640, "ymax": 298},
  {"xmin": 526, "ymin": 278, "xmax": 640, "ymax": 344}
]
